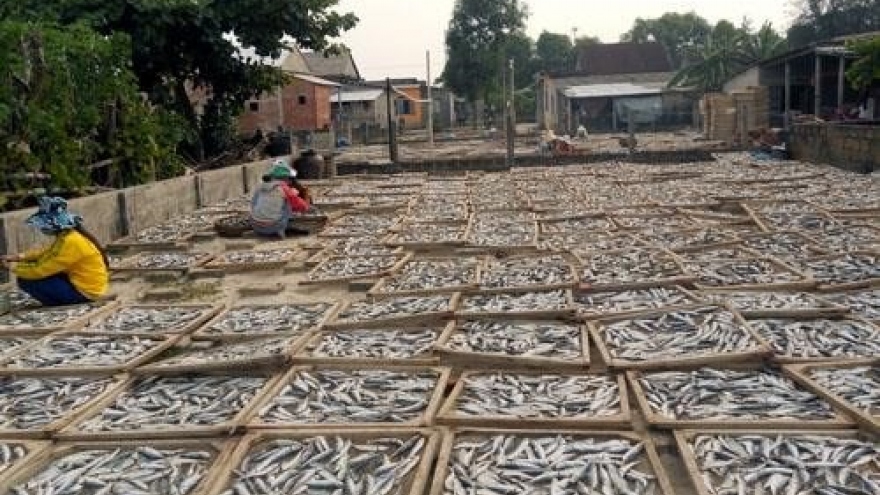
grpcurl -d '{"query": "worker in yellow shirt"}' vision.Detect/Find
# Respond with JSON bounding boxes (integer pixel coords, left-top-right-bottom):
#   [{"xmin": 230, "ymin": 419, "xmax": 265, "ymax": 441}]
[{"xmin": 1, "ymin": 197, "xmax": 109, "ymax": 306}]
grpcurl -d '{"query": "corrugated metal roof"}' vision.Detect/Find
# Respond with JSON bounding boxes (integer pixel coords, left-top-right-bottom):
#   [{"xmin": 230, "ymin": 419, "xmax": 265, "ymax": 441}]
[
  {"xmin": 331, "ymin": 88, "xmax": 383, "ymax": 103},
  {"xmin": 564, "ymin": 82, "xmax": 666, "ymax": 99},
  {"xmin": 294, "ymin": 73, "xmax": 340, "ymax": 87}
]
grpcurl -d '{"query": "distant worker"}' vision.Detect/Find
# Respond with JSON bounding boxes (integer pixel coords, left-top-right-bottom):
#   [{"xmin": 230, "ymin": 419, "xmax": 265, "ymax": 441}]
[
  {"xmin": 249, "ymin": 163, "xmax": 310, "ymax": 238},
  {"xmin": 1, "ymin": 197, "xmax": 109, "ymax": 306}
]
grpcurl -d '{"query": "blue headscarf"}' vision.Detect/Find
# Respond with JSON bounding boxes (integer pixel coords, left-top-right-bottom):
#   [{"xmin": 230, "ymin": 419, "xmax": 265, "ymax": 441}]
[{"xmin": 26, "ymin": 197, "xmax": 83, "ymax": 233}]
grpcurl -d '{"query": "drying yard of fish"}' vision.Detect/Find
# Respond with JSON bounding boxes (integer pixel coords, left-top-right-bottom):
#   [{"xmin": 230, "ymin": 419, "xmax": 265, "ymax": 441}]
[{"xmin": 0, "ymin": 152, "xmax": 879, "ymax": 495}]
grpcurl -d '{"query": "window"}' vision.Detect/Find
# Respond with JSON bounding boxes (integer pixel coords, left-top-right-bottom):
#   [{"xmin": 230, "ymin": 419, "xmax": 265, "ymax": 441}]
[
  {"xmin": 396, "ymin": 100, "xmax": 413, "ymax": 115},
  {"xmin": 249, "ymin": 102, "xmax": 259, "ymax": 112},
  {"xmin": 298, "ymin": 95, "xmax": 307, "ymax": 105}
]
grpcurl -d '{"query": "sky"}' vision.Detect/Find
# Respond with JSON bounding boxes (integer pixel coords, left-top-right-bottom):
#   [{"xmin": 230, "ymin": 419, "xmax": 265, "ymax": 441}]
[{"xmin": 333, "ymin": 0, "xmax": 794, "ymax": 81}]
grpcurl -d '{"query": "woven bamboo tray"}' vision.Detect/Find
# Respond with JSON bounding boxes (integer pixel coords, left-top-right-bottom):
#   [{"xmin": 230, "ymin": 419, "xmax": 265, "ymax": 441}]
[
  {"xmin": 748, "ymin": 314, "xmax": 880, "ymax": 365},
  {"xmin": 428, "ymin": 428, "xmax": 675, "ymax": 495},
  {"xmin": 324, "ymin": 294, "xmax": 459, "ymax": 330},
  {"xmin": 56, "ymin": 369, "xmax": 282, "ymax": 440},
  {"xmin": 695, "ymin": 288, "xmax": 850, "ymax": 318},
  {"xmin": 244, "ymin": 365, "xmax": 450, "ymax": 430},
  {"xmin": 576, "ymin": 248, "xmax": 696, "ymax": 292},
  {"xmin": 293, "ymin": 326, "xmax": 444, "ymax": 366},
  {"xmin": 589, "ymin": 304, "xmax": 771, "ymax": 371},
  {"xmin": 133, "ymin": 334, "xmax": 304, "ymax": 375},
  {"xmin": 819, "ymin": 286, "xmax": 880, "ymax": 322},
  {"xmin": 0, "ymin": 300, "xmax": 120, "ymax": 336},
  {"xmin": 627, "ymin": 370, "xmax": 855, "ymax": 430},
  {"xmin": 673, "ymin": 429, "xmax": 877, "ymax": 495},
  {"xmin": 800, "ymin": 251, "xmax": 880, "ymax": 292},
  {"xmin": 783, "ymin": 359, "xmax": 880, "ymax": 434},
  {"xmin": 301, "ymin": 252, "xmax": 412, "ymax": 285},
  {"xmin": 456, "ymin": 288, "xmax": 577, "ymax": 320},
  {"xmin": 678, "ymin": 255, "xmax": 816, "ymax": 292},
  {"xmin": 202, "ymin": 248, "xmax": 298, "ymax": 272},
  {"xmin": 81, "ymin": 303, "xmax": 224, "ymax": 339},
  {"xmin": 190, "ymin": 302, "xmax": 339, "ymax": 342},
  {"xmin": 202, "ymin": 428, "xmax": 440, "ymax": 495},
  {"xmin": 434, "ymin": 320, "xmax": 590, "ymax": 372},
  {"xmin": 382, "ymin": 221, "xmax": 472, "ymax": 249},
  {"xmin": 111, "ymin": 252, "xmax": 214, "ymax": 273},
  {"xmin": 366, "ymin": 257, "xmax": 483, "ymax": 299},
  {"xmin": 0, "ymin": 332, "xmax": 181, "ymax": 376},
  {"xmin": 436, "ymin": 372, "xmax": 631, "ymax": 429},
  {"xmin": 477, "ymin": 254, "xmax": 579, "ymax": 294},
  {"xmin": 0, "ymin": 438, "xmax": 236, "ymax": 495},
  {"xmin": 109, "ymin": 234, "xmax": 194, "ymax": 250},
  {"xmin": 0, "ymin": 375, "xmax": 126, "ymax": 440},
  {"xmin": 0, "ymin": 333, "xmax": 42, "ymax": 363},
  {"xmin": 576, "ymin": 286, "xmax": 705, "ymax": 321}
]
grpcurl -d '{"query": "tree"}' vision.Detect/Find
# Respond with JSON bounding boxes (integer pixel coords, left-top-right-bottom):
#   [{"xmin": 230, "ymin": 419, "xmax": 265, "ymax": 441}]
[
  {"xmin": 536, "ymin": 31, "xmax": 573, "ymax": 73},
  {"xmin": 621, "ymin": 12, "xmax": 712, "ymax": 68},
  {"xmin": 0, "ymin": 22, "xmax": 184, "ymax": 200},
  {"xmin": 3, "ymin": 1, "xmax": 358, "ymax": 162},
  {"xmin": 788, "ymin": 0, "xmax": 880, "ymax": 47},
  {"xmin": 442, "ymin": 0, "xmax": 529, "ymax": 121},
  {"xmin": 846, "ymin": 36, "xmax": 880, "ymax": 91},
  {"xmin": 669, "ymin": 20, "xmax": 787, "ymax": 93}
]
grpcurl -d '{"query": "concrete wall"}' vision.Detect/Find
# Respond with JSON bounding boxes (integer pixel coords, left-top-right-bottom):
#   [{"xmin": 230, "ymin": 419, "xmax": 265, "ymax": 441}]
[
  {"xmin": 790, "ymin": 123, "xmax": 880, "ymax": 174},
  {"xmin": 0, "ymin": 156, "xmax": 291, "ymax": 256}
]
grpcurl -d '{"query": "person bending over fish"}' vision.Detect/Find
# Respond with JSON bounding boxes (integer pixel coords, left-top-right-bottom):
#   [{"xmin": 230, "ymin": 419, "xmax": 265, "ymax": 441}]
[
  {"xmin": 1, "ymin": 197, "xmax": 110, "ymax": 306},
  {"xmin": 249, "ymin": 162, "xmax": 311, "ymax": 238}
]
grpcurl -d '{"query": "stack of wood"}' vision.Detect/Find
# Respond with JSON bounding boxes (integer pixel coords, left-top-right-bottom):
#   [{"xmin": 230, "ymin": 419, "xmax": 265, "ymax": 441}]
[{"xmin": 701, "ymin": 87, "xmax": 770, "ymax": 147}]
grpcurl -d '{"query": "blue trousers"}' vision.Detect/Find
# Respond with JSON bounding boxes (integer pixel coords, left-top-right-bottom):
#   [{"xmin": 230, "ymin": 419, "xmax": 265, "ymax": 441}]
[{"xmin": 17, "ymin": 273, "xmax": 91, "ymax": 307}]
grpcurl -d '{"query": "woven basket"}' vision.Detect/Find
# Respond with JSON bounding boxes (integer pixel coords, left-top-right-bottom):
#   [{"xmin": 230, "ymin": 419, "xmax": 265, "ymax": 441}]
[{"xmin": 214, "ymin": 214, "xmax": 252, "ymax": 238}]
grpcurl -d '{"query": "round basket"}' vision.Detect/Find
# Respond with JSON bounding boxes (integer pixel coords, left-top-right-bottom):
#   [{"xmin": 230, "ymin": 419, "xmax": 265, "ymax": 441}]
[
  {"xmin": 290, "ymin": 213, "xmax": 328, "ymax": 234},
  {"xmin": 214, "ymin": 214, "xmax": 252, "ymax": 237}
]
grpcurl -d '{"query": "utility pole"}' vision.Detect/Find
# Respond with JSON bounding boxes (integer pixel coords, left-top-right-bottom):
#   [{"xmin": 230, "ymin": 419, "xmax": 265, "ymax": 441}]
[
  {"xmin": 386, "ymin": 78, "xmax": 399, "ymax": 163},
  {"xmin": 426, "ymin": 50, "xmax": 434, "ymax": 147},
  {"xmin": 506, "ymin": 58, "xmax": 515, "ymax": 168}
]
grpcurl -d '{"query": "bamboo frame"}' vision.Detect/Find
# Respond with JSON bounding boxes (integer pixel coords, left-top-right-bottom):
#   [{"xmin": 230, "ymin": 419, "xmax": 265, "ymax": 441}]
[
  {"xmin": 576, "ymin": 286, "xmax": 705, "ymax": 321},
  {"xmin": 436, "ymin": 371, "xmax": 631, "ymax": 429},
  {"xmin": 80, "ymin": 303, "xmax": 224, "ymax": 339},
  {"xmin": 0, "ymin": 300, "xmax": 120, "ymax": 336},
  {"xmin": 627, "ymin": 370, "xmax": 855, "ymax": 430},
  {"xmin": 244, "ymin": 365, "xmax": 450, "ymax": 430},
  {"xmin": 428, "ymin": 428, "xmax": 675, "ymax": 495},
  {"xmin": 324, "ymin": 294, "xmax": 459, "ymax": 331},
  {"xmin": 782, "ymin": 359, "xmax": 880, "ymax": 434},
  {"xmin": 457, "ymin": 288, "xmax": 577, "ymax": 320},
  {"xmin": 589, "ymin": 303, "xmax": 771, "ymax": 371},
  {"xmin": 367, "ymin": 257, "xmax": 484, "ymax": 299},
  {"xmin": 56, "ymin": 369, "xmax": 282, "ymax": 440},
  {"xmin": 133, "ymin": 334, "xmax": 307, "ymax": 375},
  {"xmin": 301, "ymin": 252, "xmax": 412, "ymax": 285},
  {"xmin": 202, "ymin": 247, "xmax": 299, "ymax": 272},
  {"xmin": 294, "ymin": 326, "xmax": 443, "ymax": 367},
  {"xmin": 190, "ymin": 302, "xmax": 339, "ymax": 342},
  {"xmin": 202, "ymin": 428, "xmax": 440, "ymax": 495},
  {"xmin": 748, "ymin": 314, "xmax": 880, "ymax": 365},
  {"xmin": 695, "ymin": 288, "xmax": 850, "ymax": 319},
  {"xmin": 111, "ymin": 252, "xmax": 214, "ymax": 273}
]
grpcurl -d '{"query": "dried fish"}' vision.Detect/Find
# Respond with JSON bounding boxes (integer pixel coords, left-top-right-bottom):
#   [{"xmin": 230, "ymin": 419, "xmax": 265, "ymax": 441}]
[
  {"xmin": 0, "ymin": 336, "xmax": 34, "ymax": 360},
  {"xmin": 0, "ymin": 288, "xmax": 39, "ymax": 312},
  {"xmin": 76, "ymin": 375, "xmax": 267, "ymax": 431},
  {"xmin": 322, "ymin": 239, "xmax": 400, "ymax": 257},
  {"xmin": 740, "ymin": 232, "xmax": 823, "ymax": 259},
  {"xmin": 0, "ymin": 303, "xmax": 101, "ymax": 331},
  {"xmin": 639, "ymin": 368, "xmax": 835, "ymax": 421},
  {"xmin": 3, "ymin": 334, "xmax": 165, "ymax": 370},
  {"xmin": 575, "ymin": 287, "xmax": 697, "ymax": 317},
  {"xmin": 444, "ymin": 434, "xmax": 661, "ymax": 495},
  {"xmin": 749, "ymin": 317, "xmax": 880, "ymax": 359},
  {"xmin": 333, "ymin": 295, "xmax": 452, "ymax": 325},
  {"xmin": 447, "ymin": 320, "xmax": 583, "ymax": 361},
  {"xmin": 201, "ymin": 303, "xmax": 332, "ymax": 337},
  {"xmin": 386, "ymin": 222, "xmax": 468, "ymax": 245},
  {"xmin": 375, "ymin": 258, "xmax": 480, "ymax": 293},
  {"xmin": 0, "ymin": 376, "xmax": 115, "ymax": 430},
  {"xmin": 257, "ymin": 369, "xmax": 439, "ymax": 424},
  {"xmin": 460, "ymin": 290, "xmax": 571, "ymax": 314},
  {"xmin": 214, "ymin": 248, "xmax": 294, "ymax": 265},
  {"xmin": 453, "ymin": 373, "xmax": 621, "ymax": 418},
  {"xmin": 807, "ymin": 226, "xmax": 880, "ymax": 252},
  {"xmin": 613, "ymin": 214, "xmax": 697, "ymax": 231},
  {"xmin": 758, "ymin": 211, "xmax": 838, "ymax": 231},
  {"xmin": 688, "ymin": 434, "xmax": 880, "ymax": 495},
  {"xmin": 797, "ymin": 253, "xmax": 880, "ymax": 285},
  {"xmin": 9, "ymin": 447, "xmax": 213, "ymax": 495},
  {"xmin": 540, "ymin": 216, "xmax": 614, "ymax": 234},
  {"xmin": 601, "ymin": 306, "xmax": 762, "ymax": 362},
  {"xmin": 308, "ymin": 328, "xmax": 439, "ymax": 360},
  {"xmin": 682, "ymin": 258, "xmax": 802, "ymax": 287},
  {"xmin": 822, "ymin": 289, "xmax": 880, "ymax": 320},
  {"xmin": 468, "ymin": 222, "xmax": 537, "ymax": 248},
  {"xmin": 219, "ymin": 434, "xmax": 426, "ymax": 495},
  {"xmin": 808, "ymin": 365, "xmax": 880, "ymax": 415},
  {"xmin": 634, "ymin": 228, "xmax": 736, "ymax": 251},
  {"xmin": 119, "ymin": 252, "xmax": 206, "ymax": 270},
  {"xmin": 481, "ymin": 255, "xmax": 575, "ymax": 290},
  {"xmin": 580, "ymin": 249, "xmax": 686, "ymax": 286},
  {"xmin": 145, "ymin": 336, "xmax": 295, "ymax": 368},
  {"xmin": 87, "ymin": 306, "xmax": 210, "ymax": 335},
  {"xmin": 700, "ymin": 291, "xmax": 829, "ymax": 312},
  {"xmin": 0, "ymin": 442, "xmax": 29, "ymax": 474},
  {"xmin": 309, "ymin": 255, "xmax": 403, "ymax": 281}
]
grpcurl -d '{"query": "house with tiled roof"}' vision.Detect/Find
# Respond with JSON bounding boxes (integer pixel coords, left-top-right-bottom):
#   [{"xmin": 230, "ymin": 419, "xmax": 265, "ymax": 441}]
[
  {"xmin": 537, "ymin": 42, "xmax": 696, "ymax": 133},
  {"xmin": 302, "ymin": 49, "xmax": 362, "ymax": 84}
]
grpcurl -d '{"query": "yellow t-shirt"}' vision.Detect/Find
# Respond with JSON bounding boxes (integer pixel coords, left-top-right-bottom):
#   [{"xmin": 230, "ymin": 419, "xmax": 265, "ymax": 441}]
[{"xmin": 14, "ymin": 230, "xmax": 109, "ymax": 299}]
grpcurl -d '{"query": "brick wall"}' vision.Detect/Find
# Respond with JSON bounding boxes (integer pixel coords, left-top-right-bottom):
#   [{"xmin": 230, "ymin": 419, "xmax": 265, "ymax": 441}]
[{"xmin": 790, "ymin": 123, "xmax": 880, "ymax": 174}]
